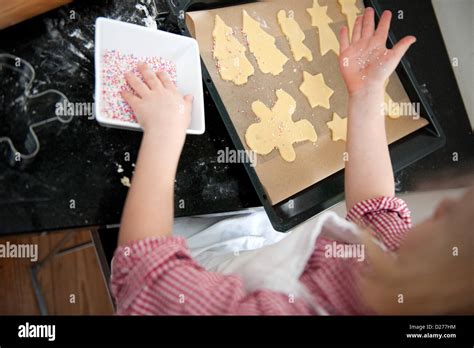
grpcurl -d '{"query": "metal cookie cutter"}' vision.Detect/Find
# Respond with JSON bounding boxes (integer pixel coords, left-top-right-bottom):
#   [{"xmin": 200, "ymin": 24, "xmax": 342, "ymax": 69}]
[{"xmin": 0, "ymin": 53, "xmax": 73, "ymax": 167}]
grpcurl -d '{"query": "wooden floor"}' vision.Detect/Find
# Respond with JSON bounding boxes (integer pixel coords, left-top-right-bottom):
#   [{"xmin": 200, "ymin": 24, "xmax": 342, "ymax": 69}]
[{"xmin": 0, "ymin": 229, "xmax": 114, "ymax": 315}]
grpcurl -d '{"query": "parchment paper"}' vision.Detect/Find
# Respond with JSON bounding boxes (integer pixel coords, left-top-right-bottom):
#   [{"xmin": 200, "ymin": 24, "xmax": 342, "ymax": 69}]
[{"xmin": 187, "ymin": 0, "xmax": 428, "ymax": 204}]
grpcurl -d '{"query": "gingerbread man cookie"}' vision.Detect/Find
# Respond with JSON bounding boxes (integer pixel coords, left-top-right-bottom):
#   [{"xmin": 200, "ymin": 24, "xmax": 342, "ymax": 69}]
[{"xmin": 245, "ymin": 89, "xmax": 317, "ymax": 162}]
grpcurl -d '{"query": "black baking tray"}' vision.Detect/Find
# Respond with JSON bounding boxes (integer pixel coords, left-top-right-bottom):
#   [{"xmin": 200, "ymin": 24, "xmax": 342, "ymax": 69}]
[{"xmin": 165, "ymin": 0, "xmax": 445, "ymax": 232}]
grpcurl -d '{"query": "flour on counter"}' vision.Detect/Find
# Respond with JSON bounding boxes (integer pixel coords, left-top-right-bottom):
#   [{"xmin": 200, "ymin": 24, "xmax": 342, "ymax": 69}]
[{"xmin": 136, "ymin": 3, "xmax": 158, "ymax": 29}]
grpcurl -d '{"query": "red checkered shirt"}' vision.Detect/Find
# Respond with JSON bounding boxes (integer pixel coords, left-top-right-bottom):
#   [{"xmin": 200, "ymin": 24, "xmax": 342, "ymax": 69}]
[{"xmin": 111, "ymin": 196, "xmax": 411, "ymax": 315}]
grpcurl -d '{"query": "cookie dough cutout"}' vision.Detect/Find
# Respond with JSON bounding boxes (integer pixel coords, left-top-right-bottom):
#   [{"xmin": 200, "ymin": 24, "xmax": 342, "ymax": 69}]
[
  {"xmin": 326, "ymin": 112, "xmax": 347, "ymax": 142},
  {"xmin": 338, "ymin": 0, "xmax": 361, "ymax": 39},
  {"xmin": 299, "ymin": 71, "xmax": 334, "ymax": 109},
  {"xmin": 277, "ymin": 10, "xmax": 313, "ymax": 62},
  {"xmin": 212, "ymin": 15, "xmax": 255, "ymax": 85},
  {"xmin": 242, "ymin": 10, "xmax": 289, "ymax": 75},
  {"xmin": 384, "ymin": 78, "xmax": 401, "ymax": 119},
  {"xmin": 121, "ymin": 176, "xmax": 131, "ymax": 187},
  {"xmin": 245, "ymin": 89, "xmax": 317, "ymax": 162},
  {"xmin": 307, "ymin": 0, "xmax": 340, "ymax": 56}
]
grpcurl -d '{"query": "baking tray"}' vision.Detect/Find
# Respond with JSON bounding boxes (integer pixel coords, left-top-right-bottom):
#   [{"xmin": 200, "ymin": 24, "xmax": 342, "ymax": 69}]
[{"xmin": 165, "ymin": 0, "xmax": 445, "ymax": 232}]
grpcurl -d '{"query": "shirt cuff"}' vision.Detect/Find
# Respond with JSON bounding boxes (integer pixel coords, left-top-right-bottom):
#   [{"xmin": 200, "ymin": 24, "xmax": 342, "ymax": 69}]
[
  {"xmin": 346, "ymin": 196, "xmax": 412, "ymax": 250},
  {"xmin": 346, "ymin": 196, "xmax": 411, "ymax": 224}
]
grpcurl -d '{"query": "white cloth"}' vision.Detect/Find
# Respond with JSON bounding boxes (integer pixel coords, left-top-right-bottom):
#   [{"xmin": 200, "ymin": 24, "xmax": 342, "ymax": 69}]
[{"xmin": 173, "ymin": 209, "xmax": 362, "ymax": 315}]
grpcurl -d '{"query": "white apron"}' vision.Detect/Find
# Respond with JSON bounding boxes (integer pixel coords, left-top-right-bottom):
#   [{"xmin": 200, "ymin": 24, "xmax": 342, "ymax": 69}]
[{"xmin": 174, "ymin": 210, "xmax": 372, "ymax": 315}]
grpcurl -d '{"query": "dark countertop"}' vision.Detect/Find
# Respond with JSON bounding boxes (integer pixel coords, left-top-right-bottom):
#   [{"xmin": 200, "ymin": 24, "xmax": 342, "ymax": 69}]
[
  {"xmin": 1, "ymin": 0, "xmax": 473, "ymax": 236},
  {"xmin": 380, "ymin": 0, "xmax": 473, "ymax": 191},
  {"xmin": 0, "ymin": 0, "xmax": 260, "ymax": 235}
]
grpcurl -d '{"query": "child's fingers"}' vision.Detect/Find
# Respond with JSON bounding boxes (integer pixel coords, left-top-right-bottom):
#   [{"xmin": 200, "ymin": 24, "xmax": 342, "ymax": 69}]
[
  {"xmin": 125, "ymin": 72, "xmax": 149, "ymax": 98},
  {"xmin": 156, "ymin": 71, "xmax": 175, "ymax": 89},
  {"xmin": 352, "ymin": 16, "xmax": 362, "ymax": 42},
  {"xmin": 138, "ymin": 63, "xmax": 162, "ymax": 90},
  {"xmin": 121, "ymin": 90, "xmax": 140, "ymax": 109},
  {"xmin": 374, "ymin": 10, "xmax": 392, "ymax": 44},
  {"xmin": 339, "ymin": 26, "xmax": 350, "ymax": 53},
  {"xmin": 391, "ymin": 35, "xmax": 416, "ymax": 62},
  {"xmin": 361, "ymin": 7, "xmax": 375, "ymax": 39}
]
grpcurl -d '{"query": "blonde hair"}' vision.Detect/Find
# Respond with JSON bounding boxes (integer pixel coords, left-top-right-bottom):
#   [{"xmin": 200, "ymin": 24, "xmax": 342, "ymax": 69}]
[{"xmin": 358, "ymin": 219, "xmax": 474, "ymax": 315}]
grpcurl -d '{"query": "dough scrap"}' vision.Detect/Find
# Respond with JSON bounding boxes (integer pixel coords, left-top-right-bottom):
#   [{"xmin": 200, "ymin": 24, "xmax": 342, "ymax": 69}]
[
  {"xmin": 337, "ymin": 0, "xmax": 361, "ymax": 39},
  {"xmin": 277, "ymin": 10, "xmax": 313, "ymax": 62},
  {"xmin": 384, "ymin": 77, "xmax": 401, "ymax": 119},
  {"xmin": 245, "ymin": 89, "xmax": 317, "ymax": 162},
  {"xmin": 242, "ymin": 10, "xmax": 289, "ymax": 75},
  {"xmin": 326, "ymin": 112, "xmax": 347, "ymax": 142},
  {"xmin": 121, "ymin": 176, "xmax": 131, "ymax": 187},
  {"xmin": 212, "ymin": 15, "xmax": 255, "ymax": 85},
  {"xmin": 307, "ymin": 0, "xmax": 340, "ymax": 56},
  {"xmin": 299, "ymin": 71, "xmax": 334, "ymax": 109}
]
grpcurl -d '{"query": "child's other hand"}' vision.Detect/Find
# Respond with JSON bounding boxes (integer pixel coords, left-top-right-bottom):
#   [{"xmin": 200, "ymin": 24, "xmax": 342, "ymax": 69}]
[
  {"xmin": 339, "ymin": 8, "xmax": 416, "ymax": 96},
  {"xmin": 121, "ymin": 63, "xmax": 193, "ymax": 148}
]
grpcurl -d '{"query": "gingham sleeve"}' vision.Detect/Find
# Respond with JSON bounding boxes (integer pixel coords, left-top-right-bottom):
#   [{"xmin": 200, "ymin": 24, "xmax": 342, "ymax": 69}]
[
  {"xmin": 294, "ymin": 197, "xmax": 413, "ymax": 315},
  {"xmin": 110, "ymin": 236, "xmax": 313, "ymax": 315},
  {"xmin": 346, "ymin": 196, "xmax": 412, "ymax": 250}
]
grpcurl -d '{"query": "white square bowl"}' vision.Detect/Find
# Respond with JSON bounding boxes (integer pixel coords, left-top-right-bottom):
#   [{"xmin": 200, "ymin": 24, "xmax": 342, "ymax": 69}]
[{"xmin": 94, "ymin": 17, "xmax": 205, "ymax": 135}]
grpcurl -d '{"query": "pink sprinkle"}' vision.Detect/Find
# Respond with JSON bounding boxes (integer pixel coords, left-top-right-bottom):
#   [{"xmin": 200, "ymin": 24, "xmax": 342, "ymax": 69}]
[{"xmin": 101, "ymin": 49, "xmax": 177, "ymax": 123}]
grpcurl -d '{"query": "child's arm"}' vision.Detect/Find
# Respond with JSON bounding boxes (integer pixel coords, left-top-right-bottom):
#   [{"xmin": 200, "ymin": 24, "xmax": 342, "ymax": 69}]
[
  {"xmin": 338, "ymin": 8, "xmax": 416, "ymax": 211},
  {"xmin": 118, "ymin": 63, "xmax": 193, "ymax": 245}
]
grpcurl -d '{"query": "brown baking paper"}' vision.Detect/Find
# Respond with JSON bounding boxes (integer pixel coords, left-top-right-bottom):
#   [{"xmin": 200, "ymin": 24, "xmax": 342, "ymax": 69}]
[{"xmin": 187, "ymin": 0, "xmax": 428, "ymax": 204}]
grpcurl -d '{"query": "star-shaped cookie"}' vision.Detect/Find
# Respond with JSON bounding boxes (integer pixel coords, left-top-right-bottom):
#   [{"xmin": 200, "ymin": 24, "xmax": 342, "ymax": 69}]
[
  {"xmin": 307, "ymin": 0, "xmax": 340, "ymax": 56},
  {"xmin": 307, "ymin": 0, "xmax": 333, "ymax": 27},
  {"xmin": 326, "ymin": 112, "xmax": 347, "ymax": 142},
  {"xmin": 299, "ymin": 71, "xmax": 334, "ymax": 109}
]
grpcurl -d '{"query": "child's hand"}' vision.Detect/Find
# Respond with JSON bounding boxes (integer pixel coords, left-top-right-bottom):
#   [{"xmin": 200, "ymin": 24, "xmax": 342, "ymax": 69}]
[
  {"xmin": 121, "ymin": 63, "xmax": 193, "ymax": 148},
  {"xmin": 339, "ymin": 8, "xmax": 416, "ymax": 96}
]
